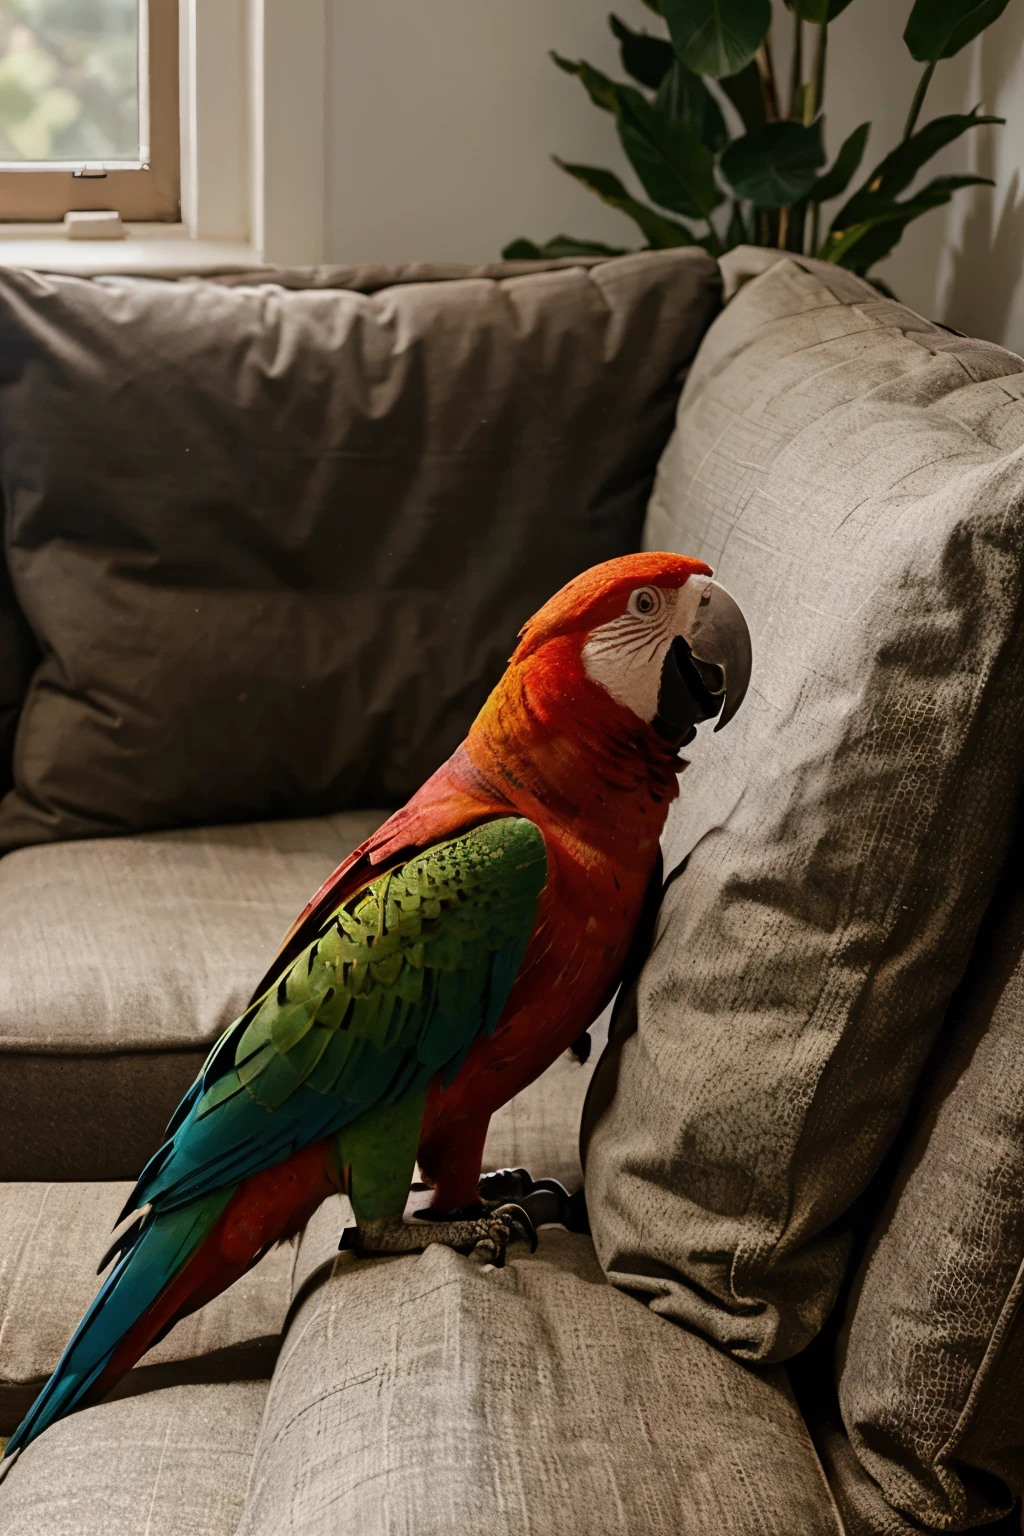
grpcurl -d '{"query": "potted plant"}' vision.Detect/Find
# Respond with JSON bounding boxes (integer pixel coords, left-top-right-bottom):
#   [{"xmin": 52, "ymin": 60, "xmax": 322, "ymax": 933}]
[{"xmin": 505, "ymin": 0, "xmax": 1010, "ymax": 290}]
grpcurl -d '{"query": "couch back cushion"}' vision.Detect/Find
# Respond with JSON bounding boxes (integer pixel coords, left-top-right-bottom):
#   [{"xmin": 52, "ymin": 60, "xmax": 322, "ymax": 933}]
[
  {"xmin": 836, "ymin": 832, "xmax": 1024, "ymax": 1529},
  {"xmin": 0, "ymin": 560, "xmax": 36, "ymax": 798},
  {"xmin": 582, "ymin": 250, "xmax": 1024, "ymax": 1364},
  {"xmin": 0, "ymin": 251, "xmax": 720, "ymax": 849}
]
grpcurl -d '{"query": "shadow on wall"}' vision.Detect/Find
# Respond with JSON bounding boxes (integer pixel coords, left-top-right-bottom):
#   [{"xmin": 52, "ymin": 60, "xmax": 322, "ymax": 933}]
[{"xmin": 945, "ymin": 5, "xmax": 1024, "ymax": 351}]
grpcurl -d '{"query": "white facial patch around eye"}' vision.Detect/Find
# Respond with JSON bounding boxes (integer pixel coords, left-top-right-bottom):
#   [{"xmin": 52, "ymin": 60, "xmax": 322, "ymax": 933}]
[{"xmin": 581, "ymin": 586, "xmax": 682, "ymax": 723}]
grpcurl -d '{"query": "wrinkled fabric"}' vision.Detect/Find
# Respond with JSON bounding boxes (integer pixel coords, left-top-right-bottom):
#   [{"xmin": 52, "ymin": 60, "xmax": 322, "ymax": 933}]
[
  {"xmin": 584, "ymin": 252, "xmax": 1024, "ymax": 1365},
  {"xmin": 0, "ymin": 558, "xmax": 36, "ymax": 797},
  {"xmin": 237, "ymin": 1231, "xmax": 841, "ymax": 1536},
  {"xmin": 808, "ymin": 1410, "xmax": 1024, "ymax": 1536},
  {"xmin": 0, "ymin": 251, "xmax": 720, "ymax": 850},
  {"xmin": 0, "ymin": 1382, "xmax": 267, "ymax": 1534},
  {"xmin": 838, "ymin": 832, "xmax": 1024, "ymax": 1528}
]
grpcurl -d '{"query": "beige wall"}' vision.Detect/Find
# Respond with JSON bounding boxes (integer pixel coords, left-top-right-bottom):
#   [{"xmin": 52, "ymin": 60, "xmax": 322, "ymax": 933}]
[
  {"xmin": 326, "ymin": 0, "xmax": 1024, "ymax": 351},
  {"xmin": 812, "ymin": 0, "xmax": 1024, "ymax": 352}
]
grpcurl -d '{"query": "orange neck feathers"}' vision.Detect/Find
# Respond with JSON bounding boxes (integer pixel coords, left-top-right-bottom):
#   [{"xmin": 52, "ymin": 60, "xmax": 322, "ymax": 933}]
[{"xmin": 460, "ymin": 634, "xmax": 684, "ymax": 858}]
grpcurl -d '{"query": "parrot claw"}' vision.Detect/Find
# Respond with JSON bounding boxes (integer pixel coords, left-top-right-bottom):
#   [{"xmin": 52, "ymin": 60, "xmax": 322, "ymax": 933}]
[
  {"xmin": 338, "ymin": 1205, "xmax": 537, "ymax": 1268},
  {"xmin": 477, "ymin": 1166, "xmax": 533, "ymax": 1202},
  {"xmin": 491, "ymin": 1202, "xmax": 538, "ymax": 1255},
  {"xmin": 478, "ymin": 1168, "xmax": 575, "ymax": 1230}
]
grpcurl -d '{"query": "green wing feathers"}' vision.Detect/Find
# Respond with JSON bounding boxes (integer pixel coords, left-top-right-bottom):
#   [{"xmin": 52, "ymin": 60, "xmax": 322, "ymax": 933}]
[
  {"xmin": 195, "ymin": 816, "xmax": 548, "ymax": 1119},
  {"xmin": 2, "ymin": 819, "xmax": 547, "ymax": 1464}
]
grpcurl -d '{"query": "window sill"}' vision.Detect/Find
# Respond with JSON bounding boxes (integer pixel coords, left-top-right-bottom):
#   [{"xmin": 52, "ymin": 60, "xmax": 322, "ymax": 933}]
[{"xmin": 0, "ymin": 223, "xmax": 263, "ymax": 276}]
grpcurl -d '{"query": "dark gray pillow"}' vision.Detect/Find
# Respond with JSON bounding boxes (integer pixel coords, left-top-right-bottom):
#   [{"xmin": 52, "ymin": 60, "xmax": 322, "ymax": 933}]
[
  {"xmin": 0, "ymin": 251, "xmax": 720, "ymax": 848},
  {"xmin": 0, "ymin": 557, "xmax": 36, "ymax": 797}
]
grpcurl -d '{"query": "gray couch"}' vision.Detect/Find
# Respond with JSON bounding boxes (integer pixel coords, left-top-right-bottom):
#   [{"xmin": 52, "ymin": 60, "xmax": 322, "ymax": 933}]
[{"xmin": 1, "ymin": 246, "xmax": 1023, "ymax": 1535}]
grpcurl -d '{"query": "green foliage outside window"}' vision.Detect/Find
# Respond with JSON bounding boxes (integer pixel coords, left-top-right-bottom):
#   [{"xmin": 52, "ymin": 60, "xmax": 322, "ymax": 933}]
[{"xmin": 0, "ymin": 0, "xmax": 138, "ymax": 163}]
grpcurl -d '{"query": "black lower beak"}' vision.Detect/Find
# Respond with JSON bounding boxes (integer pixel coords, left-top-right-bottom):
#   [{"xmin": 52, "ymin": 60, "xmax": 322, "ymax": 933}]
[{"xmin": 654, "ymin": 636, "xmax": 725, "ymax": 745}]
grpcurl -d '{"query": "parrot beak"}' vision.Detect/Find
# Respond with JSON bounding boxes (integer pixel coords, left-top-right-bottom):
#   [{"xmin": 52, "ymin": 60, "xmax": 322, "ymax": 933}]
[{"xmin": 655, "ymin": 578, "xmax": 752, "ymax": 741}]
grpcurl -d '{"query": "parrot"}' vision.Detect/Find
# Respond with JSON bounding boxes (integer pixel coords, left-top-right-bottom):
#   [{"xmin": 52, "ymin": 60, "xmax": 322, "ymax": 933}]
[{"xmin": 2, "ymin": 550, "xmax": 751, "ymax": 1460}]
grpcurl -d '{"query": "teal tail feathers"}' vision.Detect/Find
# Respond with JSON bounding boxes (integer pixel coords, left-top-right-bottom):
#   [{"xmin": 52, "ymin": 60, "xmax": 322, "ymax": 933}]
[{"xmin": 3, "ymin": 1189, "xmax": 230, "ymax": 1459}]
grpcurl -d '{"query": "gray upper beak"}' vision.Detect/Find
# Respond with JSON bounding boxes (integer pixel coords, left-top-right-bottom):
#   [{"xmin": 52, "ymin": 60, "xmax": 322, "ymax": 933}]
[{"xmin": 681, "ymin": 579, "xmax": 752, "ymax": 732}]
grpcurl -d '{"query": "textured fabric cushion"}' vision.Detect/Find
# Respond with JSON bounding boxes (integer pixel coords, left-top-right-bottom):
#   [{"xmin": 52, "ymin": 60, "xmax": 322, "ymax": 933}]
[
  {"xmin": 0, "ymin": 250, "xmax": 720, "ymax": 850},
  {"xmin": 0, "ymin": 560, "xmax": 36, "ymax": 797},
  {"xmin": 0, "ymin": 1381, "xmax": 267, "ymax": 1533},
  {"xmin": 238, "ymin": 1231, "xmax": 840, "ymax": 1536},
  {"xmin": 583, "ymin": 252, "xmax": 1024, "ymax": 1365},
  {"xmin": 835, "ymin": 837, "xmax": 1024, "ymax": 1528},
  {"xmin": 0, "ymin": 810, "xmax": 387, "ymax": 1180},
  {"xmin": 808, "ymin": 1412, "xmax": 1023, "ymax": 1536},
  {"xmin": 0, "ymin": 1183, "xmax": 292, "ymax": 1435}
]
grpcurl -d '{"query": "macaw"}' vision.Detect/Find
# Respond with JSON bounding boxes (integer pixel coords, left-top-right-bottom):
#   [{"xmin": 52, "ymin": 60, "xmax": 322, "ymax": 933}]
[{"xmin": 3, "ymin": 551, "xmax": 750, "ymax": 1460}]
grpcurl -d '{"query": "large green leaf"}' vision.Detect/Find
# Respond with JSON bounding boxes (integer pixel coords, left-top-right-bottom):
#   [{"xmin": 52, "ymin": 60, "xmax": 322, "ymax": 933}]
[
  {"xmin": 905, "ymin": 0, "xmax": 1012, "ymax": 61},
  {"xmin": 823, "ymin": 174, "xmax": 992, "ymax": 271},
  {"xmin": 791, "ymin": 0, "xmax": 857, "ymax": 18},
  {"xmin": 717, "ymin": 59, "xmax": 765, "ymax": 132},
  {"xmin": 552, "ymin": 53, "xmax": 619, "ymax": 113},
  {"xmin": 655, "ymin": 59, "xmax": 729, "ymax": 152},
  {"xmin": 660, "ymin": 0, "xmax": 772, "ymax": 78},
  {"xmin": 553, "ymin": 159, "xmax": 701, "ymax": 247},
  {"xmin": 833, "ymin": 107, "xmax": 1002, "ymax": 227},
  {"xmin": 502, "ymin": 235, "xmax": 632, "ymax": 260},
  {"xmin": 808, "ymin": 121, "xmax": 870, "ymax": 203},
  {"xmin": 609, "ymin": 14, "xmax": 675, "ymax": 89},
  {"xmin": 553, "ymin": 55, "xmax": 722, "ymax": 220},
  {"xmin": 619, "ymin": 95, "xmax": 724, "ymax": 218},
  {"xmin": 720, "ymin": 118, "xmax": 825, "ymax": 207}
]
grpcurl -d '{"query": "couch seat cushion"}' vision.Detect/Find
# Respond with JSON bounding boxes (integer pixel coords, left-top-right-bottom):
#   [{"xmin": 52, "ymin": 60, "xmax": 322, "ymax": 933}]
[
  {"xmin": 0, "ymin": 811, "xmax": 388, "ymax": 1179},
  {"xmin": 238, "ymin": 1231, "xmax": 840, "ymax": 1536},
  {"xmin": 0, "ymin": 1381, "xmax": 267, "ymax": 1534},
  {"xmin": 0, "ymin": 1182, "xmax": 293, "ymax": 1435}
]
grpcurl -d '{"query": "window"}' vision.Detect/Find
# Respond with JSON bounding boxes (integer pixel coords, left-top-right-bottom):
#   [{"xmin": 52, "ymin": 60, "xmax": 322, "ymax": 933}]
[{"xmin": 0, "ymin": 0, "xmax": 178, "ymax": 222}]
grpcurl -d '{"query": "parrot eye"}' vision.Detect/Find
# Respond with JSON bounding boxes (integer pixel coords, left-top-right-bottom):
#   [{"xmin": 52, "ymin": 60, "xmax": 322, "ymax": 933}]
[{"xmin": 628, "ymin": 586, "xmax": 662, "ymax": 618}]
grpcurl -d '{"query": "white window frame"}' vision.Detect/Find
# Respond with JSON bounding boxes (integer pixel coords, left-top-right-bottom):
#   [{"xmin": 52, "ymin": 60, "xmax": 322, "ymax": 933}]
[{"xmin": 0, "ymin": 0, "xmax": 327, "ymax": 270}]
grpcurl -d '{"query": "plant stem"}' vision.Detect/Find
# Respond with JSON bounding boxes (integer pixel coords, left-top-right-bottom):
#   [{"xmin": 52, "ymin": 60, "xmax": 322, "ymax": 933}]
[
  {"xmin": 800, "ymin": 22, "xmax": 828, "ymax": 254},
  {"xmin": 804, "ymin": 22, "xmax": 827, "ymax": 124},
  {"xmin": 789, "ymin": 200, "xmax": 808, "ymax": 253},
  {"xmin": 704, "ymin": 217, "xmax": 723, "ymax": 257},
  {"xmin": 789, "ymin": 17, "xmax": 804, "ymax": 121},
  {"xmin": 756, "ymin": 37, "xmax": 780, "ymax": 124},
  {"xmin": 777, "ymin": 205, "xmax": 791, "ymax": 248},
  {"xmin": 903, "ymin": 60, "xmax": 936, "ymax": 141}
]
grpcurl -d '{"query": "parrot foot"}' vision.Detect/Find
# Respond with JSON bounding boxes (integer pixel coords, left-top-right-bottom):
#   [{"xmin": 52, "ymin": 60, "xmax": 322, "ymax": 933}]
[
  {"xmin": 340, "ymin": 1204, "xmax": 537, "ymax": 1268},
  {"xmin": 477, "ymin": 1167, "xmax": 580, "ymax": 1229}
]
